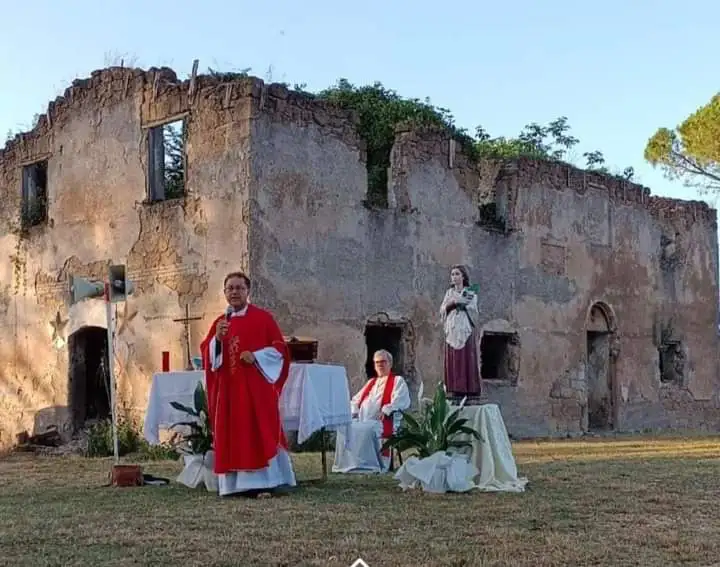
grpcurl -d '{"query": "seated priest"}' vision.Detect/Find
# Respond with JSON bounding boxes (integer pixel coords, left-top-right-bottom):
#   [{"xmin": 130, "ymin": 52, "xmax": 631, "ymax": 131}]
[{"xmin": 332, "ymin": 349, "xmax": 411, "ymax": 474}]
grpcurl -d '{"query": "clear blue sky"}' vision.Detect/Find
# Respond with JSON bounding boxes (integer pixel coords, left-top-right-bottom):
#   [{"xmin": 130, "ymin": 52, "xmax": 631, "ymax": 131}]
[{"xmin": 1, "ymin": 0, "xmax": 718, "ymax": 207}]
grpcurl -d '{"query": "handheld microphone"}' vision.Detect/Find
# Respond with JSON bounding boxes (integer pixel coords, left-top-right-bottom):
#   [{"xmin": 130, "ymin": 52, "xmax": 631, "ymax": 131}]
[{"xmin": 215, "ymin": 306, "xmax": 234, "ymax": 360}]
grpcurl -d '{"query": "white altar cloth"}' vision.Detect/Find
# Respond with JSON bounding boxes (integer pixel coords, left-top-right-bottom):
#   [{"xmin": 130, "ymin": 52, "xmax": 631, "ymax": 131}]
[{"xmin": 142, "ymin": 364, "xmax": 352, "ymax": 445}]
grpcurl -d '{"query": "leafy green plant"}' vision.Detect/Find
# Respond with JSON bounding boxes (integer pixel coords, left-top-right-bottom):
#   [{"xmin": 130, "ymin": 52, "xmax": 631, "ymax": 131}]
[
  {"xmin": 86, "ymin": 414, "xmax": 143, "ymax": 457},
  {"xmin": 85, "ymin": 411, "xmax": 179, "ymax": 460},
  {"xmin": 316, "ymin": 80, "xmax": 477, "ymax": 208},
  {"xmin": 169, "ymin": 382, "xmax": 213, "ymax": 455},
  {"xmin": 382, "ymin": 382, "xmax": 482, "ymax": 459}
]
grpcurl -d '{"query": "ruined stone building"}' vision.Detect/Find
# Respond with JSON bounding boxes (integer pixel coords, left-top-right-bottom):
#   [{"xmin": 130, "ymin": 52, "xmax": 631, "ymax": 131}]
[{"xmin": 1, "ymin": 66, "xmax": 719, "ymax": 449}]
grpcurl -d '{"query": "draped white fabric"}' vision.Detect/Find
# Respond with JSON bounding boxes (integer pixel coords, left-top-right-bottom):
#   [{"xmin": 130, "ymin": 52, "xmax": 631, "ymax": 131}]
[
  {"xmin": 143, "ymin": 365, "xmax": 352, "ymax": 447},
  {"xmin": 144, "ymin": 363, "xmax": 352, "ymax": 493},
  {"xmin": 393, "ymin": 404, "xmax": 528, "ymax": 493}
]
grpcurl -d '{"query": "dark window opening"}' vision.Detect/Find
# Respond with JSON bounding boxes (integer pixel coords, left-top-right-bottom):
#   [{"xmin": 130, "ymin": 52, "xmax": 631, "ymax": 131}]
[
  {"xmin": 477, "ymin": 202, "xmax": 506, "ymax": 232},
  {"xmin": 364, "ymin": 147, "xmax": 390, "ymax": 210},
  {"xmin": 364, "ymin": 324, "xmax": 402, "ymax": 379},
  {"xmin": 477, "ymin": 181, "xmax": 510, "ymax": 233},
  {"xmin": 21, "ymin": 159, "xmax": 48, "ymax": 228},
  {"xmin": 68, "ymin": 326, "xmax": 110, "ymax": 429},
  {"xmin": 587, "ymin": 331, "xmax": 612, "ymax": 430},
  {"xmin": 480, "ymin": 332, "xmax": 519, "ymax": 385},
  {"xmin": 148, "ymin": 118, "xmax": 186, "ymax": 202},
  {"xmin": 659, "ymin": 341, "xmax": 685, "ymax": 385}
]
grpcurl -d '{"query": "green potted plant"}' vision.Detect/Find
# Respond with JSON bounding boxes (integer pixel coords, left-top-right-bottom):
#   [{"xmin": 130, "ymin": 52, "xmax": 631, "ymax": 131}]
[
  {"xmin": 382, "ymin": 382, "xmax": 483, "ymax": 493},
  {"xmin": 170, "ymin": 382, "xmax": 217, "ymax": 491}
]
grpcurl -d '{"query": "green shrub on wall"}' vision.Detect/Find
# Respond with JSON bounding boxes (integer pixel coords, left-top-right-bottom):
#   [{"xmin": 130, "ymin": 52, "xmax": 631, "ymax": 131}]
[{"xmin": 316, "ymin": 80, "xmax": 477, "ymax": 208}]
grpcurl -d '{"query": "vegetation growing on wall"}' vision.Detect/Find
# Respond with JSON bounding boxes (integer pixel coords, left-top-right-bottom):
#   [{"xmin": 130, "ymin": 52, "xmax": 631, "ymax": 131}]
[
  {"xmin": 2, "ymin": 64, "xmax": 637, "ymax": 215},
  {"xmin": 313, "ymin": 80, "xmax": 634, "ymax": 208},
  {"xmin": 316, "ymin": 80, "xmax": 477, "ymax": 208}
]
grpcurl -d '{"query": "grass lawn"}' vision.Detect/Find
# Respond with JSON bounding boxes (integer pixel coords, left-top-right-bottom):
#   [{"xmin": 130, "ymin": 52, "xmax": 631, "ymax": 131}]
[{"xmin": 2, "ymin": 434, "xmax": 720, "ymax": 566}]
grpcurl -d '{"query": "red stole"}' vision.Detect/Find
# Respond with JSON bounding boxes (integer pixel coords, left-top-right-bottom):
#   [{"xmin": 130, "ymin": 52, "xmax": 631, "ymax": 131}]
[
  {"xmin": 357, "ymin": 373, "xmax": 396, "ymax": 457},
  {"xmin": 200, "ymin": 305, "xmax": 290, "ymax": 474}
]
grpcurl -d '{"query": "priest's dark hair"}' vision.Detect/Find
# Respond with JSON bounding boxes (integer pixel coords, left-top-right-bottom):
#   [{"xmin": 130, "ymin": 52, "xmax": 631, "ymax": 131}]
[{"xmin": 224, "ymin": 271, "xmax": 251, "ymax": 289}]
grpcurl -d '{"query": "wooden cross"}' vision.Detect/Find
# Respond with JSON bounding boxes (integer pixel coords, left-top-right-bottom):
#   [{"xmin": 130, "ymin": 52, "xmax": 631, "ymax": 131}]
[{"xmin": 173, "ymin": 305, "xmax": 203, "ymax": 370}]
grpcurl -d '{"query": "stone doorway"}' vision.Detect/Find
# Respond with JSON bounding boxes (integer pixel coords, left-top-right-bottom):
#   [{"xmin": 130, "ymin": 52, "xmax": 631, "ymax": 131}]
[
  {"xmin": 586, "ymin": 303, "xmax": 617, "ymax": 431},
  {"xmin": 364, "ymin": 313, "xmax": 416, "ymax": 383},
  {"xmin": 68, "ymin": 326, "xmax": 111, "ymax": 429}
]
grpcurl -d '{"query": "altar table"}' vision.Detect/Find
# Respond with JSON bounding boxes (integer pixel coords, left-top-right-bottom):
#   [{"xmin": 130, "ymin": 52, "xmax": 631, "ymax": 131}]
[{"xmin": 143, "ymin": 363, "xmax": 352, "ymax": 480}]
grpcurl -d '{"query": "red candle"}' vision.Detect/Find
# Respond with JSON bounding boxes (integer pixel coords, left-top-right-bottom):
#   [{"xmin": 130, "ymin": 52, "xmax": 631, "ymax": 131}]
[{"xmin": 162, "ymin": 351, "xmax": 170, "ymax": 372}]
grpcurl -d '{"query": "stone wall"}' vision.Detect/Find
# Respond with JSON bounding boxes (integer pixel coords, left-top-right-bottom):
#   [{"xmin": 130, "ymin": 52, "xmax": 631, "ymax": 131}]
[
  {"xmin": 0, "ymin": 67, "xmax": 259, "ymax": 448},
  {"xmin": 248, "ymin": 101, "xmax": 720, "ymax": 438},
  {"xmin": 0, "ymin": 65, "xmax": 718, "ymax": 448}
]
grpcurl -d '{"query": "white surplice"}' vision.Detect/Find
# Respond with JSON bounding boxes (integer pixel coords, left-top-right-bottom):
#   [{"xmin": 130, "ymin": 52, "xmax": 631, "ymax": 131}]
[
  {"xmin": 332, "ymin": 374, "xmax": 411, "ymax": 474},
  {"xmin": 208, "ymin": 306, "xmax": 297, "ymax": 496}
]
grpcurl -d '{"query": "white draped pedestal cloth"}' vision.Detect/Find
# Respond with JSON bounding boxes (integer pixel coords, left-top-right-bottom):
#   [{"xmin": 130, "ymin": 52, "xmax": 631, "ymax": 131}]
[
  {"xmin": 143, "ymin": 364, "xmax": 352, "ymax": 488},
  {"xmin": 176, "ymin": 450, "xmax": 219, "ymax": 492},
  {"xmin": 394, "ymin": 403, "xmax": 528, "ymax": 494}
]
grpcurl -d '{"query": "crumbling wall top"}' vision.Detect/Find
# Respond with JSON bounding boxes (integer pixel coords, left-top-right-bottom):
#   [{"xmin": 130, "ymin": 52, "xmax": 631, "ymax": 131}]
[
  {"xmin": 0, "ymin": 65, "xmax": 364, "ymax": 173},
  {"xmin": 390, "ymin": 121, "xmax": 717, "ymax": 226},
  {"xmin": 1, "ymin": 65, "xmax": 715, "ymax": 228}
]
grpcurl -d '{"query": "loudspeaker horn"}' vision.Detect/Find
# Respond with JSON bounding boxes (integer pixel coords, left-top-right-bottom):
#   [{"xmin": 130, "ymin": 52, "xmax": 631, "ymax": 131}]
[
  {"xmin": 69, "ymin": 275, "xmax": 104, "ymax": 305},
  {"xmin": 108, "ymin": 264, "xmax": 135, "ymax": 303}
]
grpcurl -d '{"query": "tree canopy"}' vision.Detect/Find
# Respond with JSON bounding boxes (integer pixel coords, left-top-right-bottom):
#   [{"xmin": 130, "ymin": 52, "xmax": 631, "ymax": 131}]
[{"xmin": 644, "ymin": 94, "xmax": 720, "ymax": 193}]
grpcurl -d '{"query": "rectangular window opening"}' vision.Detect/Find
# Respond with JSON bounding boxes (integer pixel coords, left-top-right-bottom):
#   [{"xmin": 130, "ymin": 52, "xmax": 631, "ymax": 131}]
[
  {"xmin": 480, "ymin": 333, "xmax": 520, "ymax": 386},
  {"xmin": 147, "ymin": 119, "xmax": 186, "ymax": 202},
  {"xmin": 364, "ymin": 147, "xmax": 391, "ymax": 210},
  {"xmin": 480, "ymin": 332, "xmax": 520, "ymax": 385},
  {"xmin": 21, "ymin": 159, "xmax": 49, "ymax": 228},
  {"xmin": 659, "ymin": 341, "xmax": 685, "ymax": 385}
]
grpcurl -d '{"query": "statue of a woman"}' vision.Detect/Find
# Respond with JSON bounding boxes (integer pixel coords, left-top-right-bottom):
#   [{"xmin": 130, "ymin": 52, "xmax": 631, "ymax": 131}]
[{"xmin": 440, "ymin": 265, "xmax": 482, "ymax": 397}]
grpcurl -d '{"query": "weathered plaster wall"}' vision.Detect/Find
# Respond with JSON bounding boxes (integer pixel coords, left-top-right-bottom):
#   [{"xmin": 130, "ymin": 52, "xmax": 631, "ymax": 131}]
[
  {"xmin": 248, "ymin": 84, "xmax": 381, "ymax": 394},
  {"xmin": 250, "ymin": 111, "xmax": 720, "ymax": 438},
  {"xmin": 500, "ymin": 160, "xmax": 720, "ymax": 435},
  {"xmin": 0, "ymin": 67, "xmax": 257, "ymax": 449},
  {"xmin": 1, "ymin": 66, "xmax": 718, "ymax": 448}
]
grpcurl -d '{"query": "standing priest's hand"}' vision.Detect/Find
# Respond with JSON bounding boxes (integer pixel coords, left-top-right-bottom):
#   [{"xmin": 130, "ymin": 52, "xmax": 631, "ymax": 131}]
[
  {"xmin": 216, "ymin": 319, "xmax": 229, "ymax": 340},
  {"xmin": 240, "ymin": 351, "xmax": 256, "ymax": 364}
]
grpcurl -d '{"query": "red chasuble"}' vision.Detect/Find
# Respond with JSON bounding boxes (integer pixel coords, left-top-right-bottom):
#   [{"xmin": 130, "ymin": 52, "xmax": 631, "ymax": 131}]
[
  {"xmin": 200, "ymin": 305, "xmax": 290, "ymax": 474},
  {"xmin": 357, "ymin": 373, "xmax": 396, "ymax": 457}
]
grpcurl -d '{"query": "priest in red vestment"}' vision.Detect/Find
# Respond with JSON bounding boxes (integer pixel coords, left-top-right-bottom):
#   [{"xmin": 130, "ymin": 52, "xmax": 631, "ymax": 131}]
[{"xmin": 200, "ymin": 271, "xmax": 296, "ymax": 497}]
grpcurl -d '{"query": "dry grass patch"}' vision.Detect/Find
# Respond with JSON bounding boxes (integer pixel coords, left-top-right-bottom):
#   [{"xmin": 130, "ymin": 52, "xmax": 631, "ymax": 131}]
[{"xmin": 2, "ymin": 434, "xmax": 720, "ymax": 566}]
